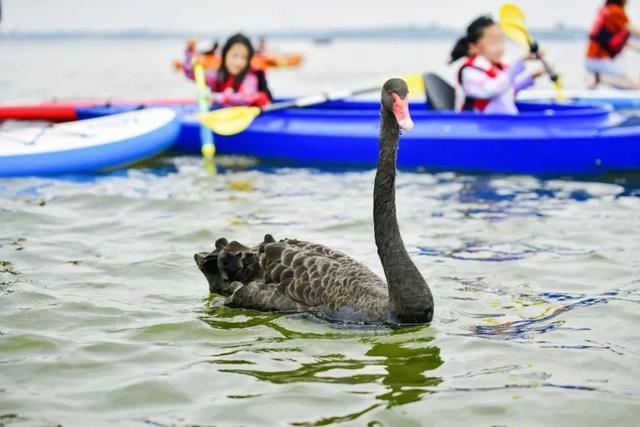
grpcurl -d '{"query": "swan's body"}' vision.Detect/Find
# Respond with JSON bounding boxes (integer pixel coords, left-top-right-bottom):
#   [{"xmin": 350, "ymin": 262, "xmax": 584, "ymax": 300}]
[{"xmin": 195, "ymin": 79, "xmax": 434, "ymax": 324}]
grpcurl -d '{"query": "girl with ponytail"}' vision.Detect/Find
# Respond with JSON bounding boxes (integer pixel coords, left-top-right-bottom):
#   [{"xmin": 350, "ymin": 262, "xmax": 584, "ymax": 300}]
[{"xmin": 451, "ymin": 16, "xmax": 545, "ymax": 114}]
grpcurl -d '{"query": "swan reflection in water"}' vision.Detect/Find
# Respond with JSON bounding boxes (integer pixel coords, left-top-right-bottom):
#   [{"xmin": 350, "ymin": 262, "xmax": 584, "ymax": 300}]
[{"xmin": 200, "ymin": 309, "xmax": 443, "ymax": 425}]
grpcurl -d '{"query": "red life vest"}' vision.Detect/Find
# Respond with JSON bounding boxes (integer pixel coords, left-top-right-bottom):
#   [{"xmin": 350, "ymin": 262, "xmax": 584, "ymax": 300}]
[
  {"xmin": 589, "ymin": 6, "xmax": 630, "ymax": 58},
  {"xmin": 457, "ymin": 56, "xmax": 506, "ymax": 112},
  {"xmin": 212, "ymin": 68, "xmax": 271, "ymax": 108},
  {"xmin": 213, "ymin": 75, "xmax": 236, "ymax": 93}
]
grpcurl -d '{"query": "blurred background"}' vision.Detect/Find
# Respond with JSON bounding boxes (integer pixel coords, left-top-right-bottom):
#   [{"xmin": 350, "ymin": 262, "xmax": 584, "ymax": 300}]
[{"xmin": 2, "ymin": 0, "xmax": 639, "ymax": 102}]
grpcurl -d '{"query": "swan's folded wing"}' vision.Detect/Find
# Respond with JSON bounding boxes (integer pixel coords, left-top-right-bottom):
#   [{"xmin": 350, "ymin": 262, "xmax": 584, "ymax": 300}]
[{"xmin": 259, "ymin": 239, "xmax": 388, "ymax": 311}]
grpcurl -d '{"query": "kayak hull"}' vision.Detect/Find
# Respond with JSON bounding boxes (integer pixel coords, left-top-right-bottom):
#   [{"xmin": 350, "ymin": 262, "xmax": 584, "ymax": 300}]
[
  {"xmin": 171, "ymin": 101, "xmax": 639, "ymax": 174},
  {"xmin": 209, "ymin": 118, "xmax": 640, "ymax": 175},
  {"xmin": 0, "ymin": 108, "xmax": 180, "ymax": 177},
  {"xmin": 172, "ymin": 52, "xmax": 304, "ymax": 72},
  {"xmin": 0, "ymin": 98, "xmax": 196, "ymax": 122}
]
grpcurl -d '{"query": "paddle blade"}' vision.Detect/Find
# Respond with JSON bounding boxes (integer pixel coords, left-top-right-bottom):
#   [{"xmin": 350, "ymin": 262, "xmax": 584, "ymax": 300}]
[
  {"xmin": 501, "ymin": 22, "xmax": 532, "ymax": 47},
  {"xmin": 402, "ymin": 73, "xmax": 426, "ymax": 97},
  {"xmin": 500, "ymin": 3, "xmax": 526, "ymax": 24},
  {"xmin": 199, "ymin": 106, "xmax": 261, "ymax": 135},
  {"xmin": 499, "ymin": 3, "xmax": 532, "ymax": 46}
]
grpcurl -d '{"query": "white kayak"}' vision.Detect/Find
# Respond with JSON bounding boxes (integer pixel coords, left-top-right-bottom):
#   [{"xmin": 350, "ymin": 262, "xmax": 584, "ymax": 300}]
[{"xmin": 0, "ymin": 108, "xmax": 180, "ymax": 177}]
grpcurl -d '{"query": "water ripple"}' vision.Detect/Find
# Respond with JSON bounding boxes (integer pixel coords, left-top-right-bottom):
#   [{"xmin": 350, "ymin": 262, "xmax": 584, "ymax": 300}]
[{"xmin": 418, "ymin": 240, "xmax": 592, "ymax": 262}]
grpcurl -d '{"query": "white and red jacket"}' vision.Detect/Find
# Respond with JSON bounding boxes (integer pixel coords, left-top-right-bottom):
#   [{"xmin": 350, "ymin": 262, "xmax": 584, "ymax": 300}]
[{"xmin": 456, "ymin": 55, "xmax": 534, "ymax": 114}]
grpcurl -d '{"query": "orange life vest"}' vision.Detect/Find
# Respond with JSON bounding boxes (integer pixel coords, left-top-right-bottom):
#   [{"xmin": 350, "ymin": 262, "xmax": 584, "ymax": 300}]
[{"xmin": 589, "ymin": 6, "xmax": 630, "ymax": 58}]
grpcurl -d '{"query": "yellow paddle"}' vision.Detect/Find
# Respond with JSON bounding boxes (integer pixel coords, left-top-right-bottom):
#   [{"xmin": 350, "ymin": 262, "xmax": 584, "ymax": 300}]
[
  {"xmin": 499, "ymin": 3, "xmax": 564, "ymax": 101},
  {"xmin": 200, "ymin": 73, "xmax": 425, "ymax": 136}
]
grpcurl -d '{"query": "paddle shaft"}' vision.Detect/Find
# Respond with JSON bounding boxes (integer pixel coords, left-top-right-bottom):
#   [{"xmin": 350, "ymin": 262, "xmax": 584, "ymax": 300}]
[
  {"xmin": 194, "ymin": 62, "xmax": 215, "ymax": 157},
  {"xmin": 261, "ymin": 86, "xmax": 379, "ymax": 113},
  {"xmin": 530, "ymin": 41, "xmax": 559, "ymax": 83},
  {"xmin": 539, "ymin": 57, "xmax": 559, "ymax": 83},
  {"xmin": 199, "ymin": 74, "xmax": 423, "ymax": 135}
]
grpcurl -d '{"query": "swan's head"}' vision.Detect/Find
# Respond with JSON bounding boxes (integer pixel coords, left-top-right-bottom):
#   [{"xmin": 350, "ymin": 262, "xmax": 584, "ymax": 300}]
[{"xmin": 381, "ymin": 78, "xmax": 413, "ymax": 131}]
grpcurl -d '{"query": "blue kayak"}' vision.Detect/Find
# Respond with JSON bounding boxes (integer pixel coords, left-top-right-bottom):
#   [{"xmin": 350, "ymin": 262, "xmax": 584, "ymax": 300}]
[
  {"xmin": 0, "ymin": 108, "xmax": 180, "ymax": 177},
  {"xmin": 518, "ymin": 89, "xmax": 640, "ymax": 110},
  {"xmin": 75, "ymin": 100, "xmax": 640, "ymax": 175}
]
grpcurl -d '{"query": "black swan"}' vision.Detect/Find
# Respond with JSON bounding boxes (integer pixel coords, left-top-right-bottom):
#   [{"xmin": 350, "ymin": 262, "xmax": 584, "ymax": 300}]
[{"xmin": 194, "ymin": 78, "xmax": 434, "ymax": 324}]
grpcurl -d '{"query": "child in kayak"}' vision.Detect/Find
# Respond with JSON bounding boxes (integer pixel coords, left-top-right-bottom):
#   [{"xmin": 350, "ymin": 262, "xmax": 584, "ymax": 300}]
[
  {"xmin": 182, "ymin": 33, "xmax": 272, "ymax": 108},
  {"xmin": 450, "ymin": 16, "xmax": 545, "ymax": 114},
  {"xmin": 586, "ymin": 0, "xmax": 640, "ymax": 89}
]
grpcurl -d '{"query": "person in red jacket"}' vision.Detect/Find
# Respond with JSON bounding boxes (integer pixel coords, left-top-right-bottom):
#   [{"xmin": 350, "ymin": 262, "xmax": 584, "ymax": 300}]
[
  {"xmin": 586, "ymin": 0, "xmax": 640, "ymax": 89},
  {"xmin": 183, "ymin": 33, "xmax": 272, "ymax": 107}
]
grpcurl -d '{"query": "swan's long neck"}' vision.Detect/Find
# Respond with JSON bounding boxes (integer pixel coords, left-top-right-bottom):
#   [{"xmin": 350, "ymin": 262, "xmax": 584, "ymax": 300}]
[{"xmin": 374, "ymin": 108, "xmax": 433, "ymax": 323}]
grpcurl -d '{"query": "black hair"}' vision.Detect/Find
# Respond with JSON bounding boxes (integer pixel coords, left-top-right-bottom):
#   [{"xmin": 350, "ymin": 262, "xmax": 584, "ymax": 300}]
[
  {"xmin": 449, "ymin": 16, "xmax": 496, "ymax": 64},
  {"xmin": 217, "ymin": 33, "xmax": 255, "ymax": 92},
  {"xmin": 605, "ymin": 0, "xmax": 625, "ymax": 5}
]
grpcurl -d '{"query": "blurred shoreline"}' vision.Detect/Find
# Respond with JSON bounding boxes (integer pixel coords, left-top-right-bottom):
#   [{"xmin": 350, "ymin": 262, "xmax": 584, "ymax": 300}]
[{"xmin": 0, "ymin": 23, "xmax": 592, "ymax": 42}]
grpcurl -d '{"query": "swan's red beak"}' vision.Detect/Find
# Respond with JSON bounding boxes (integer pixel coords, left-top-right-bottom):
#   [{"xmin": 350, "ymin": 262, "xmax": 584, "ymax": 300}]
[{"xmin": 392, "ymin": 93, "xmax": 414, "ymax": 131}]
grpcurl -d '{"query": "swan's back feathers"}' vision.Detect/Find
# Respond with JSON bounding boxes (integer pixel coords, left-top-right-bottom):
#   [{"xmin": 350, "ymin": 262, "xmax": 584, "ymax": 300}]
[{"xmin": 196, "ymin": 234, "xmax": 390, "ymax": 322}]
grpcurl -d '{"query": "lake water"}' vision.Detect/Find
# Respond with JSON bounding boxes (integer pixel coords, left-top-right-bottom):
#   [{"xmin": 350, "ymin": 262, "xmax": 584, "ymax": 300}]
[
  {"xmin": 1, "ymin": 37, "xmax": 640, "ymax": 426},
  {"xmin": 2, "ymin": 37, "xmax": 640, "ymax": 102}
]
